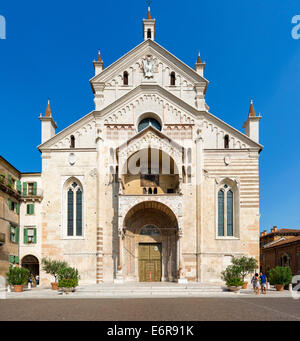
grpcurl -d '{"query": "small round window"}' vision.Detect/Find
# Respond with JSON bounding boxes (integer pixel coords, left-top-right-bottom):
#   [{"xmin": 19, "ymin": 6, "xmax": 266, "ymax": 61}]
[{"xmin": 138, "ymin": 118, "xmax": 162, "ymax": 132}]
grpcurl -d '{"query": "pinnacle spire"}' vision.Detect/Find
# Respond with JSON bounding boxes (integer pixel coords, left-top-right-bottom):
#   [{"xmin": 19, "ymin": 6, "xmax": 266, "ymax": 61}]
[
  {"xmin": 197, "ymin": 51, "xmax": 201, "ymax": 64},
  {"xmin": 97, "ymin": 50, "xmax": 102, "ymax": 62},
  {"xmin": 147, "ymin": 6, "xmax": 151, "ymax": 19},
  {"xmin": 45, "ymin": 99, "xmax": 52, "ymax": 117},
  {"xmin": 249, "ymin": 99, "xmax": 256, "ymax": 117}
]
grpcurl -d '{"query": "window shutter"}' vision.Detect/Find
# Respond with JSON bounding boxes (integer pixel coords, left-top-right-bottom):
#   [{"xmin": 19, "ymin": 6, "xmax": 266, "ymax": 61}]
[
  {"xmin": 33, "ymin": 182, "xmax": 37, "ymax": 195},
  {"xmin": 8, "ymin": 174, "xmax": 12, "ymax": 184},
  {"xmin": 218, "ymin": 190, "xmax": 225, "ymax": 236},
  {"xmin": 9, "ymin": 225, "xmax": 12, "ymax": 242},
  {"xmin": 15, "ymin": 226, "xmax": 19, "ymax": 244},
  {"xmin": 26, "ymin": 204, "xmax": 30, "ymax": 214},
  {"xmin": 16, "ymin": 180, "xmax": 21, "ymax": 193},
  {"xmin": 9, "ymin": 255, "xmax": 15, "ymax": 263},
  {"xmin": 16, "ymin": 202, "xmax": 19, "ymax": 215},
  {"xmin": 15, "ymin": 256, "xmax": 19, "ymax": 264},
  {"xmin": 23, "ymin": 182, "xmax": 27, "ymax": 195},
  {"xmin": 24, "ymin": 228, "xmax": 28, "ymax": 244},
  {"xmin": 33, "ymin": 228, "xmax": 37, "ymax": 243},
  {"xmin": 31, "ymin": 204, "xmax": 35, "ymax": 215},
  {"xmin": 8, "ymin": 198, "xmax": 12, "ymax": 210}
]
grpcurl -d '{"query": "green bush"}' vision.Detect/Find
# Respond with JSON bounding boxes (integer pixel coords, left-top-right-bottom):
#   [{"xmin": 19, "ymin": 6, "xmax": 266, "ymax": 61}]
[
  {"xmin": 221, "ymin": 264, "xmax": 243, "ymax": 287},
  {"xmin": 6, "ymin": 266, "xmax": 30, "ymax": 285},
  {"xmin": 268, "ymin": 266, "xmax": 292, "ymax": 285},
  {"xmin": 58, "ymin": 278, "xmax": 78, "ymax": 288},
  {"xmin": 42, "ymin": 258, "xmax": 68, "ymax": 283},
  {"xmin": 231, "ymin": 256, "xmax": 258, "ymax": 281},
  {"xmin": 58, "ymin": 267, "xmax": 80, "ymax": 288},
  {"xmin": 226, "ymin": 277, "xmax": 244, "ymax": 287}
]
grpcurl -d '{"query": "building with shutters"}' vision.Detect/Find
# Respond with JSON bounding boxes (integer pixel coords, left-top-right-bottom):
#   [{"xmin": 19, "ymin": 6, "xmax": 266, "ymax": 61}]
[
  {"xmin": 1, "ymin": 7, "xmax": 263, "ymax": 285},
  {"xmin": 0, "ymin": 156, "xmax": 42, "ymax": 282},
  {"xmin": 0, "ymin": 156, "xmax": 21, "ymax": 278}
]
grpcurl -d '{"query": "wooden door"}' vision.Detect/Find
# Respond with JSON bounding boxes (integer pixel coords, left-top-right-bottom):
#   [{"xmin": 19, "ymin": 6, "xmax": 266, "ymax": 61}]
[{"xmin": 138, "ymin": 243, "xmax": 162, "ymax": 282}]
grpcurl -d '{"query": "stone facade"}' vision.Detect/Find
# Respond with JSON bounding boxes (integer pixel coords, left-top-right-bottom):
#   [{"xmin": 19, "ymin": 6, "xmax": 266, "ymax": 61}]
[{"xmin": 14, "ymin": 8, "xmax": 263, "ymax": 285}]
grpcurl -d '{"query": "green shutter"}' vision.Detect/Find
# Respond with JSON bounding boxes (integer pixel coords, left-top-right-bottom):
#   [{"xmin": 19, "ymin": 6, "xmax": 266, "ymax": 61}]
[
  {"xmin": 8, "ymin": 198, "xmax": 12, "ymax": 210},
  {"xmin": 26, "ymin": 204, "xmax": 29, "ymax": 214},
  {"xmin": 24, "ymin": 228, "xmax": 28, "ymax": 244},
  {"xmin": 23, "ymin": 182, "xmax": 27, "ymax": 195},
  {"xmin": 9, "ymin": 255, "xmax": 15, "ymax": 263},
  {"xmin": 31, "ymin": 204, "xmax": 35, "ymax": 215},
  {"xmin": 16, "ymin": 202, "xmax": 19, "ymax": 215},
  {"xmin": 33, "ymin": 182, "xmax": 37, "ymax": 195},
  {"xmin": 33, "ymin": 228, "xmax": 37, "ymax": 243},
  {"xmin": 15, "ymin": 226, "xmax": 19, "ymax": 244},
  {"xmin": 9, "ymin": 225, "xmax": 12, "ymax": 242},
  {"xmin": 15, "ymin": 256, "xmax": 19, "ymax": 264},
  {"xmin": 8, "ymin": 175, "xmax": 12, "ymax": 184},
  {"xmin": 16, "ymin": 180, "xmax": 21, "ymax": 193}
]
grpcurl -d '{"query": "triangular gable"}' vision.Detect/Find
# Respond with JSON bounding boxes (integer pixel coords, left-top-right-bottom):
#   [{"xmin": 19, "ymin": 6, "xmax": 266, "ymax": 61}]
[
  {"xmin": 38, "ymin": 83, "xmax": 263, "ymax": 151},
  {"xmin": 90, "ymin": 39, "xmax": 208, "ymax": 92}
]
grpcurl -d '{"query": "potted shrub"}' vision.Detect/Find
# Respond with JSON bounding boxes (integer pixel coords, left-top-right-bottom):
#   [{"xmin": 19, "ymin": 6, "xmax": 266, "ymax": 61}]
[
  {"xmin": 221, "ymin": 265, "xmax": 244, "ymax": 293},
  {"xmin": 6, "ymin": 265, "xmax": 30, "ymax": 292},
  {"xmin": 58, "ymin": 267, "xmax": 80, "ymax": 293},
  {"xmin": 268, "ymin": 266, "xmax": 292, "ymax": 291},
  {"xmin": 231, "ymin": 256, "xmax": 258, "ymax": 289},
  {"xmin": 42, "ymin": 258, "xmax": 68, "ymax": 290}
]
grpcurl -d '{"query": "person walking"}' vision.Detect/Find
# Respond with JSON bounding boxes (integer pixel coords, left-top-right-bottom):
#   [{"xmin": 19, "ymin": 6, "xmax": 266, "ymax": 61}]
[
  {"xmin": 259, "ymin": 272, "xmax": 267, "ymax": 294},
  {"xmin": 251, "ymin": 273, "xmax": 260, "ymax": 295}
]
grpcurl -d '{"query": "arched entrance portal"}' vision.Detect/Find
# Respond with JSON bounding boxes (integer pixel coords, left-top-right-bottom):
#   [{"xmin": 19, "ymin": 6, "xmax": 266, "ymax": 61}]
[
  {"xmin": 123, "ymin": 201, "xmax": 178, "ymax": 282},
  {"xmin": 21, "ymin": 255, "xmax": 39, "ymax": 284}
]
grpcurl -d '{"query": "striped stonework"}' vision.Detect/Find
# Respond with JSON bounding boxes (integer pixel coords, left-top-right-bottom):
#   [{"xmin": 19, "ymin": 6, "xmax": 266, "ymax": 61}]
[{"xmin": 96, "ymin": 228, "xmax": 103, "ymax": 283}]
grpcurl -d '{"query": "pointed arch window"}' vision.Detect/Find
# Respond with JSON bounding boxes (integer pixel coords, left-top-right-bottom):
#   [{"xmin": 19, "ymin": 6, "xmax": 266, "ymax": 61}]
[
  {"xmin": 218, "ymin": 184, "xmax": 236, "ymax": 237},
  {"xmin": 66, "ymin": 180, "xmax": 83, "ymax": 237}
]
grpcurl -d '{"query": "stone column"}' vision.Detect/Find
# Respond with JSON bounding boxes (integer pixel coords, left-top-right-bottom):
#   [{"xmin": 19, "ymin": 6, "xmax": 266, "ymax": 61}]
[
  {"xmin": 114, "ymin": 216, "xmax": 124, "ymax": 283},
  {"xmin": 177, "ymin": 215, "xmax": 187, "ymax": 283}
]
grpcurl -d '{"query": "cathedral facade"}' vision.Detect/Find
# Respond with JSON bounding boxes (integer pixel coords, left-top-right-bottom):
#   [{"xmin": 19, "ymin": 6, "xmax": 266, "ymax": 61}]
[{"xmin": 20, "ymin": 8, "xmax": 263, "ymax": 285}]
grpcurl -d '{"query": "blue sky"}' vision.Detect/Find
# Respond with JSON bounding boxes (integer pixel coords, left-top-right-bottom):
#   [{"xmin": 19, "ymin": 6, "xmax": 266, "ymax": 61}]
[{"xmin": 0, "ymin": 0, "xmax": 299, "ymax": 231}]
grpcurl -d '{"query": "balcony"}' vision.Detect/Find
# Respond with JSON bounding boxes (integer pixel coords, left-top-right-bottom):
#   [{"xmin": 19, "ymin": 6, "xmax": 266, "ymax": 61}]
[{"xmin": 0, "ymin": 176, "xmax": 20, "ymax": 199}]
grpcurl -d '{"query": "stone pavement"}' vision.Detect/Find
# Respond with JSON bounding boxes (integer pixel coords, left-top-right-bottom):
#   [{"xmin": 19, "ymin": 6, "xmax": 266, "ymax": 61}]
[{"xmin": 1, "ymin": 282, "xmax": 295, "ymax": 299}]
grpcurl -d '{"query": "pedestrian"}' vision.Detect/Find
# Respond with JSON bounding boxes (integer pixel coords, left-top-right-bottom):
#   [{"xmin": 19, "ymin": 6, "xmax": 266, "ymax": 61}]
[
  {"xmin": 35, "ymin": 275, "xmax": 39, "ymax": 286},
  {"xmin": 259, "ymin": 272, "xmax": 267, "ymax": 294},
  {"xmin": 28, "ymin": 275, "xmax": 33, "ymax": 290},
  {"xmin": 251, "ymin": 273, "xmax": 260, "ymax": 295}
]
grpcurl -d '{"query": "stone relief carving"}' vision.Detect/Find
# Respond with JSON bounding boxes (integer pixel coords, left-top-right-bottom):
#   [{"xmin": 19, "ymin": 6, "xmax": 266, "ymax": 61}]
[
  {"xmin": 68, "ymin": 153, "xmax": 76, "ymax": 166},
  {"xmin": 142, "ymin": 56, "xmax": 154, "ymax": 78}
]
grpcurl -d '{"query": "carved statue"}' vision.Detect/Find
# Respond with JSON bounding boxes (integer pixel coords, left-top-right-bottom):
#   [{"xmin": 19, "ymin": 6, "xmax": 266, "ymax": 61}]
[{"xmin": 143, "ymin": 56, "xmax": 154, "ymax": 78}]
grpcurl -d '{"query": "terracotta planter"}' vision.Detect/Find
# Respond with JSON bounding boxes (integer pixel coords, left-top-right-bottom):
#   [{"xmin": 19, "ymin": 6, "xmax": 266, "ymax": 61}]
[
  {"xmin": 275, "ymin": 284, "xmax": 284, "ymax": 291},
  {"xmin": 13, "ymin": 285, "xmax": 23, "ymax": 292},
  {"xmin": 227, "ymin": 286, "xmax": 242, "ymax": 293},
  {"xmin": 51, "ymin": 282, "xmax": 59, "ymax": 290},
  {"xmin": 242, "ymin": 282, "xmax": 248, "ymax": 289}
]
